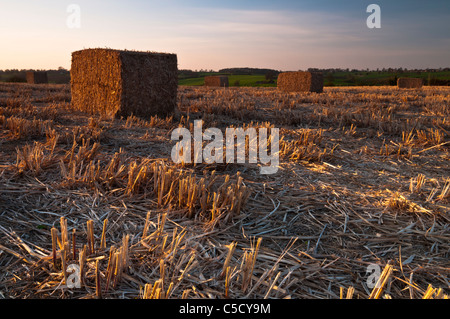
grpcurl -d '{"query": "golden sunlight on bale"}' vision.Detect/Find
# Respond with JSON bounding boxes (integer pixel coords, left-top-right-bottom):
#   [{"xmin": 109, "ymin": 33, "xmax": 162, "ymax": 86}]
[
  {"xmin": 204, "ymin": 76, "xmax": 229, "ymax": 87},
  {"xmin": 70, "ymin": 48, "xmax": 178, "ymax": 119},
  {"xmin": 277, "ymin": 71, "xmax": 323, "ymax": 93},
  {"xmin": 397, "ymin": 77, "xmax": 423, "ymax": 89},
  {"xmin": 26, "ymin": 71, "xmax": 48, "ymax": 84}
]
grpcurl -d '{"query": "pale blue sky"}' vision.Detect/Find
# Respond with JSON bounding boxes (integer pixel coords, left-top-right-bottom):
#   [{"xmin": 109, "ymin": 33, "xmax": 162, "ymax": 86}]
[{"xmin": 0, "ymin": 0, "xmax": 448, "ymax": 70}]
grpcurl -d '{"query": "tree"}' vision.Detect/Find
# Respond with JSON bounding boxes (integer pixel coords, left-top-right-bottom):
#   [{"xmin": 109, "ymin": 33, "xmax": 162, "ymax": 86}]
[{"xmin": 265, "ymin": 71, "xmax": 276, "ymax": 82}]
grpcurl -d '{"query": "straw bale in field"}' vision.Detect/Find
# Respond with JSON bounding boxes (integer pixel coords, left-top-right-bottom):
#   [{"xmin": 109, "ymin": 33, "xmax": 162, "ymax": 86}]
[
  {"xmin": 277, "ymin": 71, "xmax": 323, "ymax": 93},
  {"xmin": 204, "ymin": 76, "xmax": 229, "ymax": 87},
  {"xmin": 397, "ymin": 77, "xmax": 423, "ymax": 89},
  {"xmin": 26, "ymin": 71, "xmax": 48, "ymax": 84},
  {"xmin": 70, "ymin": 48, "xmax": 178, "ymax": 118}
]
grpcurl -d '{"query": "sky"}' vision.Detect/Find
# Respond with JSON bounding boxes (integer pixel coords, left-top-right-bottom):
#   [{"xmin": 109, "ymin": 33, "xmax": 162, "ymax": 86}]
[{"xmin": 0, "ymin": 0, "xmax": 449, "ymax": 71}]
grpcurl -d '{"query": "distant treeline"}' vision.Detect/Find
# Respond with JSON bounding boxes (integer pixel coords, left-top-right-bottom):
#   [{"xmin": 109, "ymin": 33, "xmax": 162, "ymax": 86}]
[
  {"xmin": 178, "ymin": 67, "xmax": 281, "ymax": 79},
  {"xmin": 218, "ymin": 67, "xmax": 281, "ymax": 76},
  {"xmin": 0, "ymin": 68, "xmax": 70, "ymax": 84},
  {"xmin": 179, "ymin": 67, "xmax": 450, "ymax": 86},
  {"xmin": 1, "ymin": 67, "xmax": 449, "ymax": 86},
  {"xmin": 315, "ymin": 68, "xmax": 450, "ymax": 86}
]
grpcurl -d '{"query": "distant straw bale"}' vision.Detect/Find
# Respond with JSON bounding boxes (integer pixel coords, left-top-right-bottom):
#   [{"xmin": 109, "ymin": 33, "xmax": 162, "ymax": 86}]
[
  {"xmin": 204, "ymin": 76, "xmax": 229, "ymax": 87},
  {"xmin": 26, "ymin": 71, "xmax": 48, "ymax": 84},
  {"xmin": 397, "ymin": 78, "xmax": 423, "ymax": 89},
  {"xmin": 277, "ymin": 71, "xmax": 323, "ymax": 93},
  {"xmin": 70, "ymin": 48, "xmax": 178, "ymax": 119}
]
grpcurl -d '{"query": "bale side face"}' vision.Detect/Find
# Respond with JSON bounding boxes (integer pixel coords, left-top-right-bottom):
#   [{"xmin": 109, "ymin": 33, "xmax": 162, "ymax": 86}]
[
  {"xmin": 71, "ymin": 49, "xmax": 122, "ymax": 117},
  {"xmin": 397, "ymin": 78, "xmax": 423, "ymax": 89},
  {"xmin": 204, "ymin": 76, "xmax": 229, "ymax": 87},
  {"xmin": 119, "ymin": 51, "xmax": 178, "ymax": 118},
  {"xmin": 71, "ymin": 48, "xmax": 177, "ymax": 119},
  {"xmin": 310, "ymin": 73, "xmax": 324, "ymax": 93},
  {"xmin": 26, "ymin": 71, "xmax": 48, "ymax": 84},
  {"xmin": 277, "ymin": 71, "xmax": 323, "ymax": 93}
]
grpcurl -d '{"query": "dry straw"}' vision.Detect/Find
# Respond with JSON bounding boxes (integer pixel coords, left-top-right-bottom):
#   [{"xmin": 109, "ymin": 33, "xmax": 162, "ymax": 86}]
[
  {"xmin": 71, "ymin": 48, "xmax": 178, "ymax": 119},
  {"xmin": 1, "ymin": 83, "xmax": 449, "ymax": 299},
  {"xmin": 277, "ymin": 71, "xmax": 323, "ymax": 93},
  {"xmin": 204, "ymin": 76, "xmax": 229, "ymax": 87},
  {"xmin": 397, "ymin": 77, "xmax": 423, "ymax": 89},
  {"xmin": 368, "ymin": 264, "xmax": 394, "ymax": 299},
  {"xmin": 51, "ymin": 227, "xmax": 58, "ymax": 269}
]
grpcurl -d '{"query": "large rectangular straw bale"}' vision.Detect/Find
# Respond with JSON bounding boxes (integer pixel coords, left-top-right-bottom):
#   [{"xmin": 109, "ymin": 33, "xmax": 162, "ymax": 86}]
[
  {"xmin": 204, "ymin": 76, "xmax": 229, "ymax": 87},
  {"xmin": 70, "ymin": 48, "xmax": 178, "ymax": 119},
  {"xmin": 277, "ymin": 71, "xmax": 323, "ymax": 93},
  {"xmin": 26, "ymin": 71, "xmax": 48, "ymax": 84},
  {"xmin": 397, "ymin": 77, "xmax": 423, "ymax": 89}
]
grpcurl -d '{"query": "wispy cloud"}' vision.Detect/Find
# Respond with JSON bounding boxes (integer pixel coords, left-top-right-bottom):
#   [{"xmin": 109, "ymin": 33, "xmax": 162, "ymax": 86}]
[{"xmin": 0, "ymin": 1, "xmax": 448, "ymax": 70}]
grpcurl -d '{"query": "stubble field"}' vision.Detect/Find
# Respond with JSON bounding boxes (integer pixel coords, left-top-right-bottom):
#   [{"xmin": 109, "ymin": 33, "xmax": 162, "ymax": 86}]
[{"xmin": 0, "ymin": 83, "xmax": 449, "ymax": 299}]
